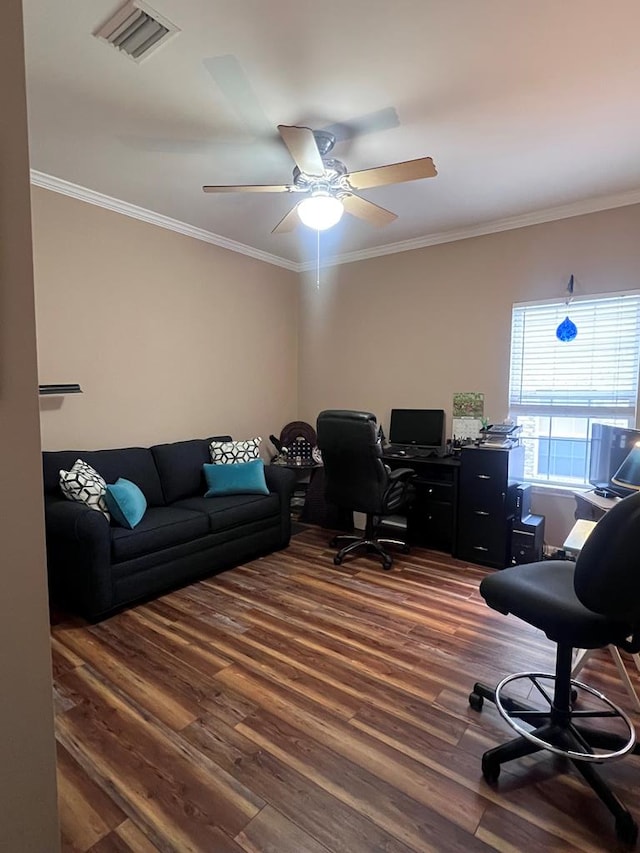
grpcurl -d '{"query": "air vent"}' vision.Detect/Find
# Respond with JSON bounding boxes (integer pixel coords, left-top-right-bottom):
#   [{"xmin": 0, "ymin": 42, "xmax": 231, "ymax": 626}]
[{"xmin": 94, "ymin": 1, "xmax": 179, "ymax": 62}]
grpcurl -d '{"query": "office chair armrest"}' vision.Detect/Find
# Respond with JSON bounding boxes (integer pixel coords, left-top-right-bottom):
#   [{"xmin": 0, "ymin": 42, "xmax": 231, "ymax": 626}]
[
  {"xmin": 387, "ymin": 467, "xmax": 415, "ymax": 483},
  {"xmin": 383, "ymin": 468, "xmax": 415, "ymax": 511}
]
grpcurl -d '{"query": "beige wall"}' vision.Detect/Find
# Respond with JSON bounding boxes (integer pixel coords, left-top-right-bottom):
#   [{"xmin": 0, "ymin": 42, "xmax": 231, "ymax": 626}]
[
  {"xmin": 298, "ymin": 204, "xmax": 640, "ymax": 545},
  {"xmin": 31, "ymin": 181, "xmax": 640, "ymax": 546},
  {"xmin": 0, "ymin": 1, "xmax": 60, "ymax": 850},
  {"xmin": 32, "ymin": 187, "xmax": 299, "ymax": 451}
]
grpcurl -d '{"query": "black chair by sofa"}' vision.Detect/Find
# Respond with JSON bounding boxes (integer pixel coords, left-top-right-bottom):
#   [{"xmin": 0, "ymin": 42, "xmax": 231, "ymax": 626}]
[
  {"xmin": 316, "ymin": 410, "xmax": 415, "ymax": 569},
  {"xmin": 469, "ymin": 490, "xmax": 640, "ymax": 846}
]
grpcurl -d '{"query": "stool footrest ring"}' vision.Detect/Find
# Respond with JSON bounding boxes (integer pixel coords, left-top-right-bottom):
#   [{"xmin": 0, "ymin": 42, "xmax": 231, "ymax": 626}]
[{"xmin": 494, "ymin": 671, "xmax": 636, "ymax": 762}]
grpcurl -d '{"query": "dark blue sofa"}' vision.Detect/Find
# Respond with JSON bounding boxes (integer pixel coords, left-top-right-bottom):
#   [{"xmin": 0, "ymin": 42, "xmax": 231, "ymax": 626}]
[{"xmin": 42, "ymin": 436, "xmax": 296, "ymax": 621}]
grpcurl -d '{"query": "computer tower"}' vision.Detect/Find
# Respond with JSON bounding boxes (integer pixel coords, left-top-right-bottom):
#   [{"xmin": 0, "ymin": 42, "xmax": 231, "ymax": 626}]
[
  {"xmin": 511, "ymin": 513, "xmax": 545, "ymax": 565},
  {"xmin": 514, "ymin": 484, "xmax": 531, "ymax": 520}
]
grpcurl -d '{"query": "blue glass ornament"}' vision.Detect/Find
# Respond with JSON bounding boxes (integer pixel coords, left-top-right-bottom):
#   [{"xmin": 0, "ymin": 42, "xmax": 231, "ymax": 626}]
[
  {"xmin": 556, "ymin": 315, "xmax": 578, "ymax": 342},
  {"xmin": 556, "ymin": 274, "xmax": 577, "ymax": 341}
]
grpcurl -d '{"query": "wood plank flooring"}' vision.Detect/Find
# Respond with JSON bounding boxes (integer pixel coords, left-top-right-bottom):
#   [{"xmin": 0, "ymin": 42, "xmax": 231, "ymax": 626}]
[{"xmin": 51, "ymin": 527, "xmax": 640, "ymax": 852}]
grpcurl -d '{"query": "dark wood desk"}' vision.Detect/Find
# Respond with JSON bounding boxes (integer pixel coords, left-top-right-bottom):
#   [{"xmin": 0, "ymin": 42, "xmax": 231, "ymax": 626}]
[
  {"xmin": 384, "ymin": 453, "xmax": 461, "ymax": 554},
  {"xmin": 385, "ymin": 445, "xmax": 524, "ymax": 567}
]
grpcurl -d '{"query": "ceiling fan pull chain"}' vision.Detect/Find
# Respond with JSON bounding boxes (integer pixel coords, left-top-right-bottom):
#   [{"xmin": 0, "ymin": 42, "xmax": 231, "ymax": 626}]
[{"xmin": 316, "ymin": 229, "xmax": 321, "ymax": 290}]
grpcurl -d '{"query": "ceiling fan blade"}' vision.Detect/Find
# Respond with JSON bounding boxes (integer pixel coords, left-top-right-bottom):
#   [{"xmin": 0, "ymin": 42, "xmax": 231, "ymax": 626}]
[
  {"xmin": 271, "ymin": 204, "xmax": 301, "ymax": 234},
  {"xmin": 203, "ymin": 184, "xmax": 292, "ymax": 193},
  {"xmin": 342, "ymin": 194, "xmax": 397, "ymax": 227},
  {"xmin": 347, "ymin": 157, "xmax": 437, "ymax": 190},
  {"xmin": 203, "ymin": 55, "xmax": 273, "ymax": 138},
  {"xmin": 322, "ymin": 106, "xmax": 400, "ymax": 144},
  {"xmin": 277, "ymin": 125, "xmax": 325, "ymax": 177}
]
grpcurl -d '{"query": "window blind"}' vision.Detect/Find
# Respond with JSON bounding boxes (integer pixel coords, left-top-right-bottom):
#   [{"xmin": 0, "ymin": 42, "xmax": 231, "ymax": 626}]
[{"xmin": 509, "ymin": 293, "xmax": 640, "ymax": 419}]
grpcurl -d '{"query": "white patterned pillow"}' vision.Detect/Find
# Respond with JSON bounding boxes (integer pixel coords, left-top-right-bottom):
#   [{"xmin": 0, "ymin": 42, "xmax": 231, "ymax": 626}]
[
  {"xmin": 209, "ymin": 437, "xmax": 262, "ymax": 464},
  {"xmin": 59, "ymin": 459, "xmax": 110, "ymax": 520}
]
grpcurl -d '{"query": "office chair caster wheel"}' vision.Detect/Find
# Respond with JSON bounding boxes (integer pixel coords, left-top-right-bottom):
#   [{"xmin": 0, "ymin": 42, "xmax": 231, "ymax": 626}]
[
  {"xmin": 481, "ymin": 754, "xmax": 500, "ymax": 784},
  {"xmin": 382, "ymin": 557, "xmax": 393, "ymax": 570},
  {"xmin": 616, "ymin": 814, "xmax": 638, "ymax": 846},
  {"xmin": 333, "ymin": 555, "xmax": 343, "ymax": 566},
  {"xmin": 469, "ymin": 692, "xmax": 484, "ymax": 712}
]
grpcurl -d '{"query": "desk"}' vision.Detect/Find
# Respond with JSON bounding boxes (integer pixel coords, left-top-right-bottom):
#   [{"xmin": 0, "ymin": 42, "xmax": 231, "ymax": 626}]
[
  {"xmin": 383, "ymin": 453, "xmax": 460, "ymax": 553},
  {"xmin": 574, "ymin": 488, "xmax": 621, "ymax": 521},
  {"xmin": 564, "ymin": 506, "xmax": 640, "ymax": 711},
  {"xmin": 384, "ymin": 446, "xmax": 524, "ymax": 565}
]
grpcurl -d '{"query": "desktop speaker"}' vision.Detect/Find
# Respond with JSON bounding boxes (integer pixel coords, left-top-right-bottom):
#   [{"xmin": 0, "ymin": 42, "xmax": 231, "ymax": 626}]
[{"xmin": 511, "ymin": 513, "xmax": 545, "ymax": 565}]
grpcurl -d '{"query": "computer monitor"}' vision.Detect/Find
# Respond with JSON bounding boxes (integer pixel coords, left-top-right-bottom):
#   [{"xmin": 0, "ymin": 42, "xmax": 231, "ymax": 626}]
[
  {"xmin": 389, "ymin": 408, "xmax": 445, "ymax": 449},
  {"xmin": 611, "ymin": 441, "xmax": 640, "ymax": 494},
  {"xmin": 589, "ymin": 423, "xmax": 640, "ymax": 495}
]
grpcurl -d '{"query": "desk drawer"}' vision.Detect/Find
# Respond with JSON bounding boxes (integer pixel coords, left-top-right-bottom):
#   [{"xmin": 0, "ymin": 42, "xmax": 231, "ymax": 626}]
[
  {"xmin": 460, "ymin": 485, "xmax": 507, "ymax": 514},
  {"xmin": 457, "ymin": 511, "xmax": 511, "ymax": 567},
  {"xmin": 414, "ymin": 479, "xmax": 454, "ymax": 505},
  {"xmin": 408, "ymin": 501, "xmax": 453, "ymax": 549}
]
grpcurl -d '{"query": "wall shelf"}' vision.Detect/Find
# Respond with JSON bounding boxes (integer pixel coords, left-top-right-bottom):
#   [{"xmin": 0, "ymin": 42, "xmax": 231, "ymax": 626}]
[{"xmin": 38, "ymin": 384, "xmax": 82, "ymax": 396}]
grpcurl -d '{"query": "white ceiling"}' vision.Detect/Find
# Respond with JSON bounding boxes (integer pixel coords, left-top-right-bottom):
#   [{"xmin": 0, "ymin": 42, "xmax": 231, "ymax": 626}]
[{"xmin": 22, "ymin": 0, "xmax": 640, "ymax": 267}]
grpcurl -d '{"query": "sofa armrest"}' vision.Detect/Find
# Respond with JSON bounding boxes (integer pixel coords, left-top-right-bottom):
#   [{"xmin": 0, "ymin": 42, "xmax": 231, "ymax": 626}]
[
  {"xmin": 44, "ymin": 497, "xmax": 113, "ymax": 620},
  {"xmin": 45, "ymin": 497, "xmax": 111, "ymax": 543},
  {"xmin": 263, "ymin": 465, "xmax": 297, "ymax": 546},
  {"xmin": 264, "ymin": 464, "xmax": 297, "ymax": 500}
]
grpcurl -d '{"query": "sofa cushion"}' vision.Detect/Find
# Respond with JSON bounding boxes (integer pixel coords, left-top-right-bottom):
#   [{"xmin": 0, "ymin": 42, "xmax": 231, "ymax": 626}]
[
  {"xmin": 173, "ymin": 493, "xmax": 280, "ymax": 533},
  {"xmin": 151, "ymin": 436, "xmax": 232, "ymax": 504},
  {"xmin": 105, "ymin": 478, "xmax": 147, "ymax": 529},
  {"xmin": 110, "ymin": 506, "xmax": 209, "ymax": 563},
  {"xmin": 203, "ymin": 459, "xmax": 269, "ymax": 497},
  {"xmin": 59, "ymin": 459, "xmax": 110, "ymax": 519},
  {"xmin": 210, "ymin": 437, "xmax": 262, "ymax": 464},
  {"xmin": 43, "ymin": 447, "xmax": 165, "ymax": 507}
]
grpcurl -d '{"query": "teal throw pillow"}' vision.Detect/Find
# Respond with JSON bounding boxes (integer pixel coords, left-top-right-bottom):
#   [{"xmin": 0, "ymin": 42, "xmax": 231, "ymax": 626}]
[
  {"xmin": 104, "ymin": 478, "xmax": 147, "ymax": 529},
  {"xmin": 203, "ymin": 459, "xmax": 269, "ymax": 497}
]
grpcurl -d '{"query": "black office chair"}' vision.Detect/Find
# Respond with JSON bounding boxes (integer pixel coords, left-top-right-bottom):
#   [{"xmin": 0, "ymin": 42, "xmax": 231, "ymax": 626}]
[
  {"xmin": 316, "ymin": 410, "xmax": 415, "ymax": 569},
  {"xmin": 469, "ymin": 490, "xmax": 640, "ymax": 846}
]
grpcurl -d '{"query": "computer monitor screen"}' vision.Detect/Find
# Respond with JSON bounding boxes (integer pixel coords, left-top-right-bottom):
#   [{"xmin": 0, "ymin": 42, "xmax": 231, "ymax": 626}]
[
  {"xmin": 589, "ymin": 423, "xmax": 640, "ymax": 494},
  {"xmin": 611, "ymin": 441, "xmax": 640, "ymax": 493},
  {"xmin": 389, "ymin": 408, "xmax": 445, "ymax": 448}
]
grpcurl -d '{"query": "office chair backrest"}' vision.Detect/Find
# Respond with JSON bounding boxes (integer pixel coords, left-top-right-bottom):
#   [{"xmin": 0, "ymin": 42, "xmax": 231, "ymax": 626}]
[
  {"xmin": 574, "ymin": 490, "xmax": 640, "ymax": 623},
  {"xmin": 316, "ymin": 410, "xmax": 388, "ymax": 515}
]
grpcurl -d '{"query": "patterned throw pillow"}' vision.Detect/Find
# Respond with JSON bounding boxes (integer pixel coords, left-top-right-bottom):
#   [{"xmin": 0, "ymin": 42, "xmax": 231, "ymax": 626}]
[
  {"xmin": 59, "ymin": 459, "xmax": 110, "ymax": 520},
  {"xmin": 209, "ymin": 437, "xmax": 262, "ymax": 464}
]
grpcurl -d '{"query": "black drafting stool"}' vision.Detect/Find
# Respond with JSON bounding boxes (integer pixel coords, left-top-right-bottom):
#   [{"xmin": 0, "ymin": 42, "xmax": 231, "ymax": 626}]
[{"xmin": 469, "ymin": 490, "xmax": 640, "ymax": 846}]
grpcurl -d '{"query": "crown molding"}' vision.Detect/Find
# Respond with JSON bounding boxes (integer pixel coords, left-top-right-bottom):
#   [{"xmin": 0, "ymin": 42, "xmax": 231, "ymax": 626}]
[
  {"xmin": 299, "ymin": 187, "xmax": 640, "ymax": 271},
  {"xmin": 29, "ymin": 170, "xmax": 298, "ymax": 272},
  {"xmin": 31, "ymin": 170, "xmax": 640, "ymax": 275}
]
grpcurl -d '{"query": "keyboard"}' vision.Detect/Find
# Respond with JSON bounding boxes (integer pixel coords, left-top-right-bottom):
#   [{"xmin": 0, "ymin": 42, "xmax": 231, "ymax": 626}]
[{"xmin": 385, "ymin": 445, "xmax": 447, "ymax": 458}]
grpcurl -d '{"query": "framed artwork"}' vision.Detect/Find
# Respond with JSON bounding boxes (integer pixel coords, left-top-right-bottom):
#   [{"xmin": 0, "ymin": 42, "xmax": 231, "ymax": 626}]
[{"xmin": 453, "ymin": 392, "xmax": 484, "ymax": 419}]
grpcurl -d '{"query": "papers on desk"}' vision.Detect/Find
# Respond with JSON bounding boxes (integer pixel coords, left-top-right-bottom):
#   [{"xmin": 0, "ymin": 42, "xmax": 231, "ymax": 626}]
[{"xmin": 563, "ymin": 519, "xmax": 598, "ymax": 556}]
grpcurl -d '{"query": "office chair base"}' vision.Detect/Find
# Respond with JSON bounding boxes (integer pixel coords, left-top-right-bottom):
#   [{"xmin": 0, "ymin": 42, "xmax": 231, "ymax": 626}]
[
  {"xmin": 470, "ymin": 667, "xmax": 640, "ymax": 846},
  {"xmin": 331, "ymin": 535, "xmax": 409, "ymax": 570}
]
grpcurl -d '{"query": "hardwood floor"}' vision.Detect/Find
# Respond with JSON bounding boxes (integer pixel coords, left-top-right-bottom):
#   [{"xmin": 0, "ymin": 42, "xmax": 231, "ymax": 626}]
[{"xmin": 52, "ymin": 527, "xmax": 640, "ymax": 852}]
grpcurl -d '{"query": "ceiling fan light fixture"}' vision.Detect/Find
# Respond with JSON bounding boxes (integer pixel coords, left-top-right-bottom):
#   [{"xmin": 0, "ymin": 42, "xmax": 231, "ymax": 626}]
[{"xmin": 298, "ymin": 193, "xmax": 344, "ymax": 231}]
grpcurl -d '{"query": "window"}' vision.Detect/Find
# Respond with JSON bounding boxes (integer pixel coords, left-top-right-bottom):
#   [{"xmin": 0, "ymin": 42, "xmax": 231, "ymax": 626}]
[{"xmin": 509, "ymin": 293, "xmax": 640, "ymax": 486}]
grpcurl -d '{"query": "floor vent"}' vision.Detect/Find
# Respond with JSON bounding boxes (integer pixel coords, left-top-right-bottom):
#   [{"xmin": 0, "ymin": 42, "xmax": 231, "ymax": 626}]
[{"xmin": 94, "ymin": 0, "xmax": 179, "ymax": 62}]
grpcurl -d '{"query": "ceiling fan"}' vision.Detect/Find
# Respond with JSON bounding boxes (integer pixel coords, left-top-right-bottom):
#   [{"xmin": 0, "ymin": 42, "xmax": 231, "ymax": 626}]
[{"xmin": 202, "ymin": 124, "xmax": 437, "ymax": 234}]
